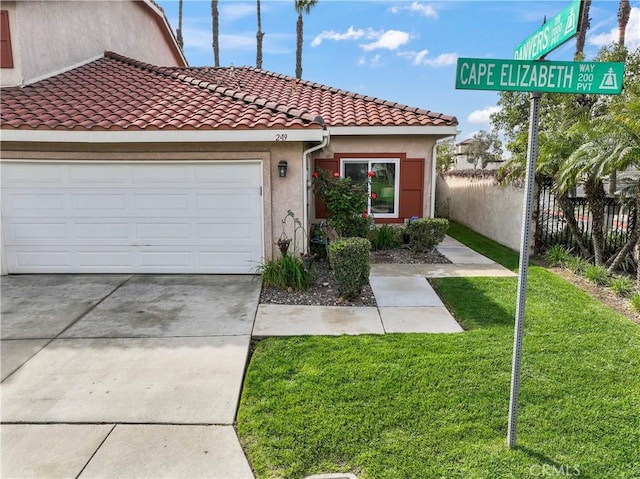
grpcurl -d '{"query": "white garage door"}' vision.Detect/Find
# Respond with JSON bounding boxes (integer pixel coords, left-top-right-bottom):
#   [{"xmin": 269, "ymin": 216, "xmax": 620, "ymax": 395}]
[{"xmin": 1, "ymin": 161, "xmax": 263, "ymax": 274}]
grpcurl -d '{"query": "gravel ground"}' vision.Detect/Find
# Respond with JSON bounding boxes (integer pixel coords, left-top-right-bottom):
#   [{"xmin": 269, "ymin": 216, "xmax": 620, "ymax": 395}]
[{"xmin": 259, "ymin": 247, "xmax": 451, "ymax": 307}]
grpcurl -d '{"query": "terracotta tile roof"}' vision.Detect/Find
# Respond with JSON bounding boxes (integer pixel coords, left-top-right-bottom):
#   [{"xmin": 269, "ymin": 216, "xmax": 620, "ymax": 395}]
[
  {"xmin": 1, "ymin": 51, "xmax": 457, "ymax": 132},
  {"xmin": 169, "ymin": 66, "xmax": 458, "ymax": 128}
]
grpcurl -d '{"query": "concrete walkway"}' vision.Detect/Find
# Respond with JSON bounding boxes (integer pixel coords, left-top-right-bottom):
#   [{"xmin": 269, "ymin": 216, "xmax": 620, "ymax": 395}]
[{"xmin": 253, "ymin": 236, "xmax": 514, "ymax": 336}]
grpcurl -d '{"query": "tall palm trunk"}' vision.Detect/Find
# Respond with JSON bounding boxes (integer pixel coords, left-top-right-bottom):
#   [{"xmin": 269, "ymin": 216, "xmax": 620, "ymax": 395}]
[
  {"xmin": 295, "ymin": 12, "xmax": 303, "ymax": 79},
  {"xmin": 256, "ymin": 0, "xmax": 264, "ymax": 69},
  {"xmin": 211, "ymin": 0, "xmax": 220, "ymax": 67},
  {"xmin": 618, "ymin": 0, "xmax": 631, "ymax": 47},
  {"xmin": 557, "ymin": 192, "xmax": 593, "ymax": 259},
  {"xmin": 574, "ymin": 0, "xmax": 592, "ymax": 60},
  {"xmin": 177, "ymin": 0, "xmax": 184, "ymax": 50},
  {"xmin": 584, "ymin": 177, "xmax": 607, "ymax": 265}
]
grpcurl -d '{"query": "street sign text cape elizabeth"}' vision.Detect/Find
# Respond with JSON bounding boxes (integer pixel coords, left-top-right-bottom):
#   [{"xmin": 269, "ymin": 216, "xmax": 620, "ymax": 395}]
[{"xmin": 455, "ymin": 58, "xmax": 624, "ymax": 95}]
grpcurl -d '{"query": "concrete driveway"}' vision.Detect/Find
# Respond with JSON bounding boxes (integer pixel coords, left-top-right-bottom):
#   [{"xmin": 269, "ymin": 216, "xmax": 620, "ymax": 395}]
[{"xmin": 1, "ymin": 274, "xmax": 259, "ymax": 478}]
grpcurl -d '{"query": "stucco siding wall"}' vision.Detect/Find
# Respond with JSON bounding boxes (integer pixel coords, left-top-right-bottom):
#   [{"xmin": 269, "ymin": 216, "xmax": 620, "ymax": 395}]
[
  {"xmin": 3, "ymin": 0, "xmax": 181, "ymax": 87},
  {"xmin": 437, "ymin": 175, "xmax": 524, "ymax": 251},
  {"xmin": 315, "ymin": 135, "xmax": 437, "ymax": 218}
]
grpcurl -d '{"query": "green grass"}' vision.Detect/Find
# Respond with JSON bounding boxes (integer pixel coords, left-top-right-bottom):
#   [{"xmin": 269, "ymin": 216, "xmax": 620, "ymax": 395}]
[{"xmin": 237, "ymin": 222, "xmax": 640, "ymax": 479}]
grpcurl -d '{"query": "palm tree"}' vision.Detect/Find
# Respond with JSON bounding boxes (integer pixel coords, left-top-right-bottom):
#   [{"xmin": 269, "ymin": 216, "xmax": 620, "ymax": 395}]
[
  {"xmin": 574, "ymin": 0, "xmax": 592, "ymax": 60},
  {"xmin": 618, "ymin": 0, "xmax": 631, "ymax": 47},
  {"xmin": 256, "ymin": 0, "xmax": 264, "ymax": 69},
  {"xmin": 177, "ymin": 0, "xmax": 184, "ymax": 50},
  {"xmin": 294, "ymin": 0, "xmax": 318, "ymax": 79},
  {"xmin": 211, "ymin": 0, "xmax": 220, "ymax": 67}
]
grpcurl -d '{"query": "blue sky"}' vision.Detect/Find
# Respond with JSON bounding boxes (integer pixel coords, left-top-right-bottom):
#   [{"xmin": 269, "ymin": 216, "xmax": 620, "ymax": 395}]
[{"xmin": 156, "ymin": 0, "xmax": 640, "ymax": 141}]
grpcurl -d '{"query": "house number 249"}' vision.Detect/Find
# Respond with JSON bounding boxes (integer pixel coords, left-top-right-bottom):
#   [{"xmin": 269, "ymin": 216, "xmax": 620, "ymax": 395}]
[{"xmin": 275, "ymin": 133, "xmax": 288, "ymax": 141}]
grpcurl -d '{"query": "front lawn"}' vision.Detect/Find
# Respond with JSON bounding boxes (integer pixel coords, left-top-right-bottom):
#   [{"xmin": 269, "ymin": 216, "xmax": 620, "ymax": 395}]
[{"xmin": 237, "ymin": 223, "xmax": 640, "ymax": 479}]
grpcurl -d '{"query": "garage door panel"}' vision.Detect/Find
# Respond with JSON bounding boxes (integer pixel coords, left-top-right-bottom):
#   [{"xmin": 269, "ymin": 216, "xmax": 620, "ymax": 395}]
[
  {"xmin": 71, "ymin": 194, "xmax": 129, "ymax": 211},
  {"xmin": 2, "ymin": 163, "xmax": 67, "ymax": 184},
  {"xmin": 75, "ymin": 223, "xmax": 130, "ymax": 239},
  {"xmin": 2, "ymin": 162, "xmax": 263, "ymax": 274},
  {"xmin": 3, "ymin": 193, "xmax": 66, "ymax": 211},
  {"xmin": 69, "ymin": 164, "xmax": 128, "ymax": 184},
  {"xmin": 132, "ymin": 164, "xmax": 190, "ymax": 183}
]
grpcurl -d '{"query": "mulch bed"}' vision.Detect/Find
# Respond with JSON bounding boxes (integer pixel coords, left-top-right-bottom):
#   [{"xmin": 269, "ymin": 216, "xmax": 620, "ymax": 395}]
[{"xmin": 259, "ymin": 247, "xmax": 451, "ymax": 307}]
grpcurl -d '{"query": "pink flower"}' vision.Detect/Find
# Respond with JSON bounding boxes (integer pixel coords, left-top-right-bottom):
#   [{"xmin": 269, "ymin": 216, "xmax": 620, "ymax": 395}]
[
  {"xmin": 333, "ymin": 172, "xmax": 340, "ymax": 178},
  {"xmin": 367, "ymin": 171, "xmax": 375, "ymax": 178},
  {"xmin": 312, "ymin": 171, "xmax": 319, "ymax": 179},
  {"xmin": 371, "ymin": 192, "xmax": 377, "ymax": 200},
  {"xmin": 362, "ymin": 213, "xmax": 368, "ymax": 218}
]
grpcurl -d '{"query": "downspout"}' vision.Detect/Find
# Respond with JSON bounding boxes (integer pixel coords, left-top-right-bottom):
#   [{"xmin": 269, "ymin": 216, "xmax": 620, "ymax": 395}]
[
  {"xmin": 431, "ymin": 135, "xmax": 457, "ymax": 218},
  {"xmin": 302, "ymin": 118, "xmax": 330, "ymax": 252}
]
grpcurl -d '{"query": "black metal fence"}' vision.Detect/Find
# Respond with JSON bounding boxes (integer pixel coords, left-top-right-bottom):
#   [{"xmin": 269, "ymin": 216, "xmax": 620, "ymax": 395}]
[{"xmin": 535, "ymin": 177, "xmax": 636, "ymax": 257}]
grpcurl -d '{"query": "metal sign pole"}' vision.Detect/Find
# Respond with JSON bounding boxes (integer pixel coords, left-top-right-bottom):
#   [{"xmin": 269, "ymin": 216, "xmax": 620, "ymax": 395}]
[{"xmin": 507, "ymin": 90, "xmax": 541, "ymax": 449}]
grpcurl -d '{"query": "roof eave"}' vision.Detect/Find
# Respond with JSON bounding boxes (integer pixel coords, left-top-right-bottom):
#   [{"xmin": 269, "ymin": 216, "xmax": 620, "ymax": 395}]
[
  {"xmin": 0, "ymin": 128, "xmax": 324, "ymax": 144},
  {"xmin": 329, "ymin": 125, "xmax": 459, "ymax": 136}
]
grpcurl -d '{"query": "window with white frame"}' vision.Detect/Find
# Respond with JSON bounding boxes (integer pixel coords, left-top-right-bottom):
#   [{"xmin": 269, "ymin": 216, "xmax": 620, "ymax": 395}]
[{"xmin": 341, "ymin": 158, "xmax": 400, "ymax": 218}]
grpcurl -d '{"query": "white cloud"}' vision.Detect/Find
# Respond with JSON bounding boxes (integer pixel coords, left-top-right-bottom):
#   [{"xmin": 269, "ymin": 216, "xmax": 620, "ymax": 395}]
[
  {"xmin": 423, "ymin": 52, "xmax": 458, "ymax": 67},
  {"xmin": 220, "ymin": 3, "xmax": 257, "ymax": 22},
  {"xmin": 398, "ymin": 50, "xmax": 457, "ymax": 67},
  {"xmin": 589, "ymin": 7, "xmax": 640, "ymax": 50},
  {"xmin": 390, "ymin": 2, "xmax": 438, "ymax": 18},
  {"xmin": 362, "ymin": 30, "xmax": 410, "ymax": 51},
  {"xmin": 407, "ymin": 1, "xmax": 438, "ymax": 18},
  {"xmin": 312, "ymin": 26, "xmax": 365, "ymax": 47},
  {"xmin": 468, "ymin": 106, "xmax": 502, "ymax": 125},
  {"xmin": 357, "ymin": 54, "xmax": 382, "ymax": 67}
]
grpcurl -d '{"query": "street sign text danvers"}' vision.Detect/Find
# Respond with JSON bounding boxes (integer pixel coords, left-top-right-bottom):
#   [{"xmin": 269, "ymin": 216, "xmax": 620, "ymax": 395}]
[
  {"xmin": 455, "ymin": 58, "xmax": 624, "ymax": 95},
  {"xmin": 514, "ymin": 0, "xmax": 581, "ymax": 61}
]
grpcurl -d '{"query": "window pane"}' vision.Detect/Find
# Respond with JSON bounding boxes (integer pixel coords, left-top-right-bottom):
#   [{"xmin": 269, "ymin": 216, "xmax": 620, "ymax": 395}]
[
  {"xmin": 371, "ymin": 162, "xmax": 396, "ymax": 214},
  {"xmin": 344, "ymin": 162, "xmax": 368, "ymax": 186}
]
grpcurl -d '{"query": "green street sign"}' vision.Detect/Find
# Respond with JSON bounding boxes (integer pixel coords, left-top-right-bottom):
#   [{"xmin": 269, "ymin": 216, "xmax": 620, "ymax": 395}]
[
  {"xmin": 514, "ymin": 0, "xmax": 581, "ymax": 61},
  {"xmin": 455, "ymin": 58, "xmax": 624, "ymax": 95}
]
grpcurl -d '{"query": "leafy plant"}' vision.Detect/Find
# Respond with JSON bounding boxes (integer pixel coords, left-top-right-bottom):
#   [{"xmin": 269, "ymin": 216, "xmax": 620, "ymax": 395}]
[
  {"xmin": 407, "ymin": 218, "xmax": 449, "ymax": 254},
  {"xmin": 312, "ymin": 168, "xmax": 371, "ymax": 238},
  {"xmin": 566, "ymin": 255, "xmax": 589, "ymax": 275},
  {"xmin": 543, "ymin": 245, "xmax": 573, "ymax": 268},
  {"xmin": 630, "ymin": 292, "xmax": 640, "ymax": 312},
  {"xmin": 583, "ymin": 264, "xmax": 611, "ymax": 286},
  {"xmin": 328, "ymin": 237, "xmax": 371, "ymax": 299},
  {"xmin": 609, "ymin": 276, "xmax": 635, "ymax": 297},
  {"xmin": 258, "ymin": 254, "xmax": 313, "ymax": 291},
  {"xmin": 369, "ymin": 224, "xmax": 400, "ymax": 250}
]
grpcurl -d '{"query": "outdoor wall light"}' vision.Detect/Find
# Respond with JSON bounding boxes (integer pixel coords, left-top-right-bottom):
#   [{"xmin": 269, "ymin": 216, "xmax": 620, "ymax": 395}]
[{"xmin": 278, "ymin": 160, "xmax": 288, "ymax": 177}]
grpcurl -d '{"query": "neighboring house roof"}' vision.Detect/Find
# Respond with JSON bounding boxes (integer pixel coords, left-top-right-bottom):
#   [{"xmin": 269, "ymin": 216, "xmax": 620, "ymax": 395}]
[{"xmin": 1, "ymin": 51, "xmax": 457, "ymax": 134}]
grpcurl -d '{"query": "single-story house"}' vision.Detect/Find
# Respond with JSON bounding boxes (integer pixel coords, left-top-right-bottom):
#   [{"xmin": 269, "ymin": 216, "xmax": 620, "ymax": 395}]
[{"xmin": 1, "ymin": 51, "xmax": 458, "ymax": 274}]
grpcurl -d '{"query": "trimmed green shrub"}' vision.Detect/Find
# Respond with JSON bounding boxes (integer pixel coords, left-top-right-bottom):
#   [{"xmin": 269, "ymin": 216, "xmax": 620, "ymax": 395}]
[
  {"xmin": 328, "ymin": 237, "xmax": 371, "ymax": 299},
  {"xmin": 543, "ymin": 245, "xmax": 572, "ymax": 268},
  {"xmin": 566, "ymin": 255, "xmax": 589, "ymax": 275},
  {"xmin": 609, "ymin": 276, "xmax": 635, "ymax": 297},
  {"xmin": 369, "ymin": 224, "xmax": 400, "ymax": 250},
  {"xmin": 258, "ymin": 254, "xmax": 313, "ymax": 291},
  {"xmin": 583, "ymin": 264, "xmax": 611, "ymax": 287},
  {"xmin": 407, "ymin": 218, "xmax": 449, "ymax": 254},
  {"xmin": 630, "ymin": 293, "xmax": 640, "ymax": 312}
]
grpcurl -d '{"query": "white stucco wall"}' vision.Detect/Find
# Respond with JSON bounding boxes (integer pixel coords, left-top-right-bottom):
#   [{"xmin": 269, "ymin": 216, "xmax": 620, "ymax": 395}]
[
  {"xmin": 436, "ymin": 175, "xmax": 524, "ymax": 251},
  {"xmin": 1, "ymin": 0, "xmax": 183, "ymax": 87}
]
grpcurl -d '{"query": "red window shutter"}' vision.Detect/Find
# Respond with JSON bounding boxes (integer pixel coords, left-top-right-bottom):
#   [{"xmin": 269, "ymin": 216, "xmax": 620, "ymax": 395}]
[
  {"xmin": 399, "ymin": 158, "xmax": 424, "ymax": 219},
  {"xmin": 313, "ymin": 158, "xmax": 339, "ymax": 219},
  {"xmin": 1, "ymin": 11, "xmax": 13, "ymax": 69}
]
